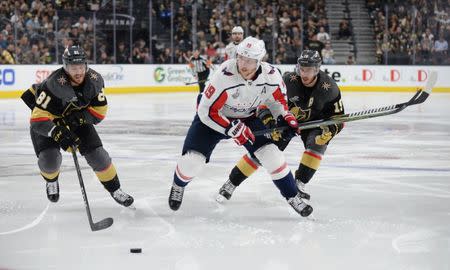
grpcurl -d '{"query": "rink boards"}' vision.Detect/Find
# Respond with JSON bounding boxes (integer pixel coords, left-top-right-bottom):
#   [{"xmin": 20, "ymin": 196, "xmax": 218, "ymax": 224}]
[{"xmin": 0, "ymin": 64, "xmax": 449, "ymax": 99}]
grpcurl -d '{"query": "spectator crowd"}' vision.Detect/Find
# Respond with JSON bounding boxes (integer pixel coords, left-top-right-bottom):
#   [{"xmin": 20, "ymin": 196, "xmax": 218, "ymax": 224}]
[
  {"xmin": 368, "ymin": 0, "xmax": 449, "ymax": 64},
  {"xmin": 0, "ymin": 0, "xmax": 447, "ymax": 65}
]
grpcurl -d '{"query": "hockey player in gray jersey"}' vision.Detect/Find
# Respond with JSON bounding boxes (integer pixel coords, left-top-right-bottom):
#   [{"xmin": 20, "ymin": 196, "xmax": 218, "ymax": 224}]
[{"xmin": 217, "ymin": 50, "xmax": 345, "ymax": 202}]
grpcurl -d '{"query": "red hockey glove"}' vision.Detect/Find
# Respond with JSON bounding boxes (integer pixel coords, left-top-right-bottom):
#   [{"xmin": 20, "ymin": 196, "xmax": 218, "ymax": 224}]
[
  {"xmin": 226, "ymin": 120, "xmax": 255, "ymax": 146},
  {"xmin": 283, "ymin": 112, "xmax": 299, "ymax": 133}
]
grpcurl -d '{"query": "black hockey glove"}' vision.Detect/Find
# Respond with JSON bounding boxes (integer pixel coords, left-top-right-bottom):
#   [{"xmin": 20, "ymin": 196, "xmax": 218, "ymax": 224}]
[
  {"xmin": 51, "ymin": 126, "xmax": 80, "ymax": 151},
  {"xmin": 65, "ymin": 110, "xmax": 89, "ymax": 127},
  {"xmin": 257, "ymin": 107, "xmax": 281, "ymax": 141},
  {"xmin": 277, "ymin": 115, "xmax": 297, "ymax": 142}
]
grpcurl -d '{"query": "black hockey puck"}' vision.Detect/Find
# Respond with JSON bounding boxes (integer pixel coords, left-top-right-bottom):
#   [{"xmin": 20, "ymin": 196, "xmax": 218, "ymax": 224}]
[{"xmin": 130, "ymin": 248, "xmax": 142, "ymax": 253}]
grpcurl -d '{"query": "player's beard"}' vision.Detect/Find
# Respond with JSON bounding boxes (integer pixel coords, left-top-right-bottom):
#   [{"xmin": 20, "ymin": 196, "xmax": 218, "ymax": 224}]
[{"xmin": 70, "ymin": 74, "xmax": 85, "ymax": 86}]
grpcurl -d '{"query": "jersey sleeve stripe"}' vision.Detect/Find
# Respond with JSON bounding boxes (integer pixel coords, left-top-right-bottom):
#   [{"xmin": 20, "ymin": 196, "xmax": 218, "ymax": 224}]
[
  {"xmin": 208, "ymin": 91, "xmax": 230, "ymax": 128},
  {"xmin": 30, "ymin": 107, "xmax": 56, "ymax": 122},
  {"xmin": 87, "ymin": 106, "xmax": 106, "ymax": 120},
  {"xmin": 30, "ymin": 117, "xmax": 51, "ymax": 123},
  {"xmin": 272, "ymin": 87, "xmax": 288, "ymax": 110}
]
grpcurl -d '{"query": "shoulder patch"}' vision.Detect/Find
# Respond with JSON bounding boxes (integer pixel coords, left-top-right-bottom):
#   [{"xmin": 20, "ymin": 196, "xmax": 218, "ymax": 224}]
[
  {"xmin": 221, "ymin": 67, "xmax": 234, "ymax": 76},
  {"xmin": 89, "ymin": 71, "xmax": 100, "ymax": 81},
  {"xmin": 282, "ymin": 71, "xmax": 298, "ymax": 83},
  {"xmin": 289, "ymin": 73, "xmax": 298, "ymax": 82},
  {"xmin": 321, "ymin": 81, "xmax": 331, "ymax": 91},
  {"xmin": 57, "ymin": 75, "xmax": 68, "ymax": 85},
  {"xmin": 268, "ymin": 65, "xmax": 276, "ymax": 74},
  {"xmin": 44, "ymin": 68, "xmax": 71, "ymax": 94}
]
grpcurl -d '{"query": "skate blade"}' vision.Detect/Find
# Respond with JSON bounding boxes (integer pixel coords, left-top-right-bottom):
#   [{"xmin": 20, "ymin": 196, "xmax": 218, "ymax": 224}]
[
  {"xmin": 215, "ymin": 194, "xmax": 227, "ymax": 204},
  {"xmin": 127, "ymin": 204, "xmax": 137, "ymax": 210}
]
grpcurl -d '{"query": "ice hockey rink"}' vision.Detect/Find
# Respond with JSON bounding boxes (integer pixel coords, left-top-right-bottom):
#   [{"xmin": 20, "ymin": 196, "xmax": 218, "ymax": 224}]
[{"xmin": 1, "ymin": 91, "xmax": 449, "ymax": 270}]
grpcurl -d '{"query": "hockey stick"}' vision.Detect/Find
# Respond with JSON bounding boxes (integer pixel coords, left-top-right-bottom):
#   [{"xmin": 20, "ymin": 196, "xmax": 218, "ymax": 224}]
[
  {"xmin": 185, "ymin": 79, "xmax": 210, "ymax": 85},
  {"xmin": 254, "ymin": 71, "xmax": 437, "ymax": 136},
  {"xmin": 72, "ymin": 146, "xmax": 113, "ymax": 231}
]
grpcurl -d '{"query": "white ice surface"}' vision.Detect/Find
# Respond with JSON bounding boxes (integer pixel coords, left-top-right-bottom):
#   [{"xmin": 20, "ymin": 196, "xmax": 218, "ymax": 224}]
[{"xmin": 0, "ymin": 91, "xmax": 449, "ymax": 270}]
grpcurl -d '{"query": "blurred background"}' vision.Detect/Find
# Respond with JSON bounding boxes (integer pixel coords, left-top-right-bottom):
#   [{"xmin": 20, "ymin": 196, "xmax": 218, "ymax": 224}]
[{"xmin": 0, "ymin": 0, "xmax": 448, "ymax": 66}]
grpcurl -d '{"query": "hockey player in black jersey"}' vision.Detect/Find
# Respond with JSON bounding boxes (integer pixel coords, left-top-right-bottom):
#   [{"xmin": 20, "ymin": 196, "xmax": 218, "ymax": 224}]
[
  {"xmin": 21, "ymin": 45, "xmax": 134, "ymax": 207},
  {"xmin": 217, "ymin": 50, "xmax": 345, "ymax": 202}
]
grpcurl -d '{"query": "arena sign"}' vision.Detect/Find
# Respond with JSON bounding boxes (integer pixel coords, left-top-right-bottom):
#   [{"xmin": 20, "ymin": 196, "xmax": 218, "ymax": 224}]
[{"xmin": 0, "ymin": 65, "xmax": 449, "ymax": 98}]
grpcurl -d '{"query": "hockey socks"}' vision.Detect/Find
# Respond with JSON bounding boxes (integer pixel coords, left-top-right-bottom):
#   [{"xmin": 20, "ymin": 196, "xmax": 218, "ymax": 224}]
[{"xmin": 272, "ymin": 173, "xmax": 298, "ymax": 199}]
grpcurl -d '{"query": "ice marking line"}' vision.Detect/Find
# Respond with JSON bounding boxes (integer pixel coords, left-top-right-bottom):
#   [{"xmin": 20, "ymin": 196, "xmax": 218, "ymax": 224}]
[
  {"xmin": 138, "ymin": 197, "xmax": 176, "ymax": 238},
  {"xmin": 392, "ymin": 230, "xmax": 437, "ymax": 254},
  {"xmin": 0, "ymin": 203, "xmax": 49, "ymax": 235}
]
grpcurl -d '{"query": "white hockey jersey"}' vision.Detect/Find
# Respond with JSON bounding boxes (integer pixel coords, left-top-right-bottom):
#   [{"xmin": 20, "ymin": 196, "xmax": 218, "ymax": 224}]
[
  {"xmin": 197, "ymin": 59, "xmax": 289, "ymax": 134},
  {"xmin": 224, "ymin": 42, "xmax": 239, "ymax": 60}
]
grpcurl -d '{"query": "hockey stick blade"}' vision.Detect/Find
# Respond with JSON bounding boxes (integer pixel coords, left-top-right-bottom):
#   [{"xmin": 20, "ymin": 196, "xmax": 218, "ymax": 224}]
[
  {"xmin": 407, "ymin": 70, "xmax": 437, "ymax": 105},
  {"xmin": 423, "ymin": 70, "xmax": 437, "ymax": 94},
  {"xmin": 72, "ymin": 147, "xmax": 114, "ymax": 232},
  {"xmin": 254, "ymin": 72, "xmax": 437, "ymax": 137},
  {"xmin": 91, "ymin": 217, "xmax": 114, "ymax": 231}
]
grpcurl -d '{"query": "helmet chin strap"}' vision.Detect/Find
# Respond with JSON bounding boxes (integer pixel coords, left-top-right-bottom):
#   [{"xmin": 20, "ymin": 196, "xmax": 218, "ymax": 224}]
[{"xmin": 255, "ymin": 60, "xmax": 262, "ymax": 71}]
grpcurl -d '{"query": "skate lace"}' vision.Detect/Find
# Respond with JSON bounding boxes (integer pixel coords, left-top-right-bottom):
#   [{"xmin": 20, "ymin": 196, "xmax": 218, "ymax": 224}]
[
  {"xmin": 288, "ymin": 196, "xmax": 306, "ymax": 211},
  {"xmin": 221, "ymin": 180, "xmax": 236, "ymax": 194},
  {"xmin": 47, "ymin": 182, "xmax": 58, "ymax": 195},
  {"xmin": 171, "ymin": 185, "xmax": 184, "ymax": 201},
  {"xmin": 113, "ymin": 189, "xmax": 129, "ymax": 202}
]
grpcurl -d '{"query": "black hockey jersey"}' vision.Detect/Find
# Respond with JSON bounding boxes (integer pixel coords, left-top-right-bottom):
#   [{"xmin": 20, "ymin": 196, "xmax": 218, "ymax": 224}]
[
  {"xmin": 21, "ymin": 68, "xmax": 107, "ymax": 137},
  {"xmin": 282, "ymin": 70, "xmax": 344, "ymax": 123}
]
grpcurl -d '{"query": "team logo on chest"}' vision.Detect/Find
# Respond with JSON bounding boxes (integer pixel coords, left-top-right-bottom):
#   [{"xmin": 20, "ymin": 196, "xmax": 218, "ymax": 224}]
[
  {"xmin": 289, "ymin": 96, "xmax": 313, "ymax": 122},
  {"xmin": 290, "ymin": 106, "xmax": 311, "ymax": 122}
]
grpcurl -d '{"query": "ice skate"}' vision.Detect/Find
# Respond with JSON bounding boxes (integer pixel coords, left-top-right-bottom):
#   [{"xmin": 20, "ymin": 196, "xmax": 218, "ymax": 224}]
[
  {"xmin": 111, "ymin": 188, "xmax": 134, "ymax": 207},
  {"xmin": 288, "ymin": 194, "xmax": 313, "ymax": 217},
  {"xmin": 216, "ymin": 179, "xmax": 236, "ymax": 203},
  {"xmin": 168, "ymin": 182, "xmax": 185, "ymax": 210},
  {"xmin": 46, "ymin": 180, "xmax": 60, "ymax": 203}
]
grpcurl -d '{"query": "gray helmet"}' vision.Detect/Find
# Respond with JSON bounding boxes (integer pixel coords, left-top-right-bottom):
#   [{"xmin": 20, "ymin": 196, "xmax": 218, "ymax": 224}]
[
  {"xmin": 297, "ymin": 50, "xmax": 322, "ymax": 68},
  {"xmin": 63, "ymin": 45, "xmax": 88, "ymax": 71},
  {"xmin": 296, "ymin": 50, "xmax": 321, "ymax": 76}
]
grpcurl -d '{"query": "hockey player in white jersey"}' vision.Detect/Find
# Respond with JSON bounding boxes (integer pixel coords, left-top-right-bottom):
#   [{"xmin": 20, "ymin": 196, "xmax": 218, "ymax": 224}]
[
  {"xmin": 224, "ymin": 26, "xmax": 244, "ymax": 60},
  {"xmin": 168, "ymin": 36, "xmax": 313, "ymax": 217}
]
